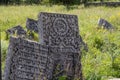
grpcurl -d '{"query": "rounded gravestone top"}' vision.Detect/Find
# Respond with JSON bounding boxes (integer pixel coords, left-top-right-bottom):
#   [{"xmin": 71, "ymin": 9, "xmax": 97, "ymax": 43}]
[{"xmin": 53, "ymin": 18, "xmax": 68, "ymax": 36}]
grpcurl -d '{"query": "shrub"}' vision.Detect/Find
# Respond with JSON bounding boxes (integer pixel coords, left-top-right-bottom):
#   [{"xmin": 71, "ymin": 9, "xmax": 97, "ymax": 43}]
[
  {"xmin": 25, "ymin": 0, "xmax": 41, "ymax": 4},
  {"xmin": 49, "ymin": 0, "xmax": 80, "ymax": 5},
  {"xmin": 93, "ymin": 36, "xmax": 104, "ymax": 51}
]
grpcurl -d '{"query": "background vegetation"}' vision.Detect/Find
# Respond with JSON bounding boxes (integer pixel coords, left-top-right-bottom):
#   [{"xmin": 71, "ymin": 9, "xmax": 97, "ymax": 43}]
[
  {"xmin": 0, "ymin": 2, "xmax": 120, "ymax": 80},
  {"xmin": 0, "ymin": 0, "xmax": 120, "ymax": 5}
]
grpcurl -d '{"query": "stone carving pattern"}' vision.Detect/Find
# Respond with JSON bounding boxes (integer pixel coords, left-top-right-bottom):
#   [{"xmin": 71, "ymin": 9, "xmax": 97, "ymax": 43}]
[
  {"xmin": 4, "ymin": 37, "xmax": 54, "ymax": 80},
  {"xmin": 38, "ymin": 13, "xmax": 80, "ymax": 51},
  {"xmin": 38, "ymin": 12, "xmax": 82, "ymax": 79}
]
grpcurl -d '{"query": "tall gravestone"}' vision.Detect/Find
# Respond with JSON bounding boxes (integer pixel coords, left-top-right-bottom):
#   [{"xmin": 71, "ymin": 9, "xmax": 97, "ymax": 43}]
[
  {"xmin": 4, "ymin": 37, "xmax": 54, "ymax": 80},
  {"xmin": 38, "ymin": 12, "xmax": 83, "ymax": 79}
]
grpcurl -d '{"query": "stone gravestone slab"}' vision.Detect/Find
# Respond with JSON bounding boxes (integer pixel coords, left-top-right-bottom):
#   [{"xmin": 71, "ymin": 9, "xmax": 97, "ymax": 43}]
[
  {"xmin": 26, "ymin": 18, "xmax": 38, "ymax": 40},
  {"xmin": 26, "ymin": 18, "xmax": 38, "ymax": 33},
  {"xmin": 4, "ymin": 37, "xmax": 54, "ymax": 80},
  {"xmin": 6, "ymin": 25, "xmax": 26, "ymax": 37},
  {"xmin": 38, "ymin": 12, "xmax": 83, "ymax": 80},
  {"xmin": 98, "ymin": 18, "xmax": 114, "ymax": 30}
]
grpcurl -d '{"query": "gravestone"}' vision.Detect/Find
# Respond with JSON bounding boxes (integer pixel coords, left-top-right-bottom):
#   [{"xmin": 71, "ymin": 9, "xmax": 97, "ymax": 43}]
[
  {"xmin": 26, "ymin": 18, "xmax": 38, "ymax": 33},
  {"xmin": 4, "ymin": 37, "xmax": 54, "ymax": 80},
  {"xmin": 26, "ymin": 18, "xmax": 38, "ymax": 40},
  {"xmin": 38, "ymin": 12, "xmax": 83, "ymax": 79},
  {"xmin": 6, "ymin": 25, "xmax": 26, "ymax": 36},
  {"xmin": 98, "ymin": 18, "xmax": 114, "ymax": 30}
]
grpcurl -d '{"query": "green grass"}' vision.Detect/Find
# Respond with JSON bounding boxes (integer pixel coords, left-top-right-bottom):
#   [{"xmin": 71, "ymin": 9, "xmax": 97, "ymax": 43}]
[{"xmin": 0, "ymin": 5, "xmax": 120, "ymax": 80}]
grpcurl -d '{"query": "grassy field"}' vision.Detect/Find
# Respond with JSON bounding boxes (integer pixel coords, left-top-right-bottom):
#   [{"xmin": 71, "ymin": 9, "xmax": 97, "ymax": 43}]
[{"xmin": 0, "ymin": 5, "xmax": 120, "ymax": 80}]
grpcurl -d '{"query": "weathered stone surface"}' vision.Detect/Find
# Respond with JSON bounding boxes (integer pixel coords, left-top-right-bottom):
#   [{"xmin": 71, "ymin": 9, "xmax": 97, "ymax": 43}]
[
  {"xmin": 26, "ymin": 18, "xmax": 38, "ymax": 33},
  {"xmin": 98, "ymin": 18, "xmax": 114, "ymax": 29},
  {"xmin": 38, "ymin": 12, "xmax": 83, "ymax": 80},
  {"xmin": 4, "ymin": 37, "xmax": 54, "ymax": 80},
  {"xmin": 6, "ymin": 25, "xmax": 26, "ymax": 37}
]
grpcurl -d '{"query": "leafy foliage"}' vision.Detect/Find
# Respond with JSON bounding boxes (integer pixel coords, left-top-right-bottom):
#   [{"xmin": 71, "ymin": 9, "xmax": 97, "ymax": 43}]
[{"xmin": 49, "ymin": 0, "xmax": 80, "ymax": 5}]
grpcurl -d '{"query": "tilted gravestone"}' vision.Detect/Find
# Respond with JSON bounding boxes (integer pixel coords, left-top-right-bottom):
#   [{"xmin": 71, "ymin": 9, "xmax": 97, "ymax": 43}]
[
  {"xmin": 38, "ymin": 12, "xmax": 83, "ymax": 79},
  {"xmin": 4, "ymin": 37, "xmax": 54, "ymax": 80},
  {"xmin": 6, "ymin": 25, "xmax": 26, "ymax": 37},
  {"xmin": 98, "ymin": 18, "xmax": 114, "ymax": 30},
  {"xmin": 26, "ymin": 18, "xmax": 38, "ymax": 40},
  {"xmin": 26, "ymin": 18, "xmax": 38, "ymax": 33}
]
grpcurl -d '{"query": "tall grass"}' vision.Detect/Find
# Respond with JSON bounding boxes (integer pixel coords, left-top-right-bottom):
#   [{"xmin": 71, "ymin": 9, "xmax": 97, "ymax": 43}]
[{"xmin": 0, "ymin": 5, "xmax": 120, "ymax": 79}]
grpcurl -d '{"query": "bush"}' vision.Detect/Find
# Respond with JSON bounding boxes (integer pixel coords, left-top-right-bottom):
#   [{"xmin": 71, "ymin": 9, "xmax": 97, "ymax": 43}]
[
  {"xmin": 25, "ymin": 0, "xmax": 41, "ymax": 4},
  {"xmin": 93, "ymin": 36, "xmax": 104, "ymax": 51},
  {"xmin": 0, "ymin": 0, "xmax": 41, "ymax": 5},
  {"xmin": 49, "ymin": 0, "xmax": 80, "ymax": 5}
]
